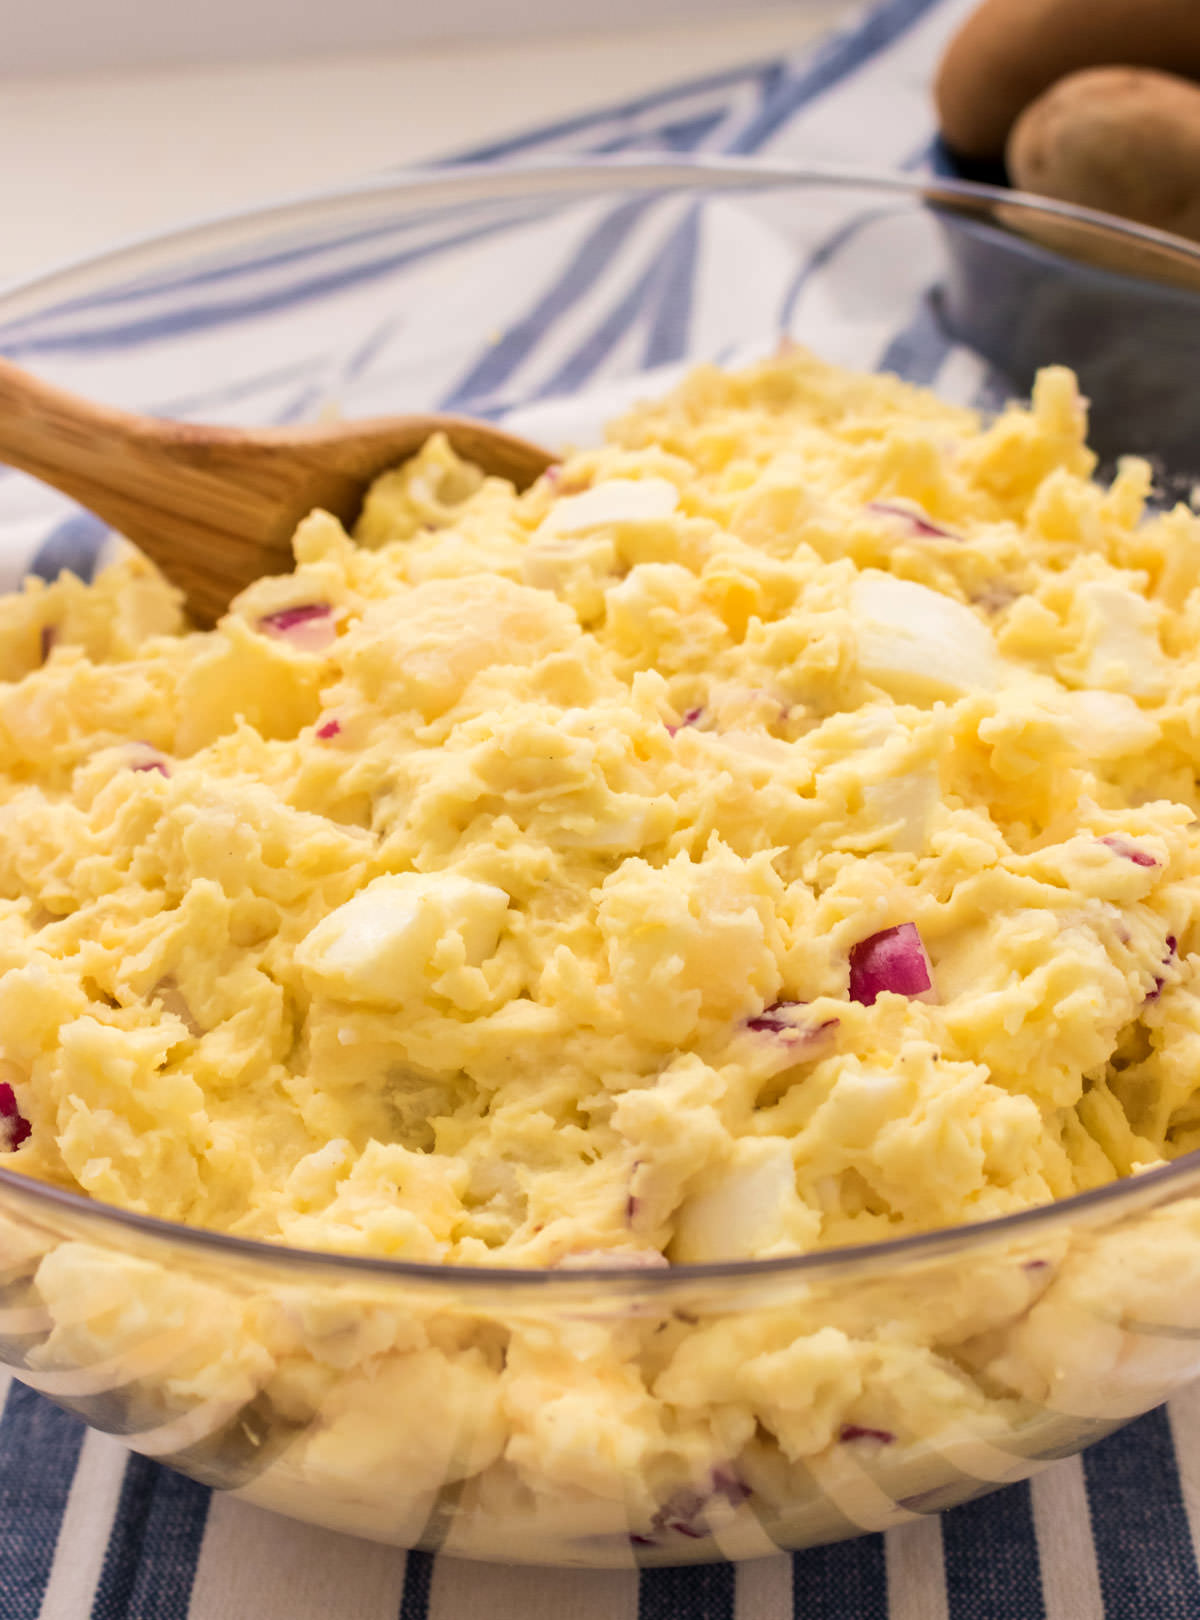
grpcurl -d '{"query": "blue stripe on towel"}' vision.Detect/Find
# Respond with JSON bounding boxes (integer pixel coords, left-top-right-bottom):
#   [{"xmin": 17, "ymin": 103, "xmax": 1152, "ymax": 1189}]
[
  {"xmin": 639, "ymin": 1562, "xmax": 735, "ymax": 1620},
  {"xmin": 440, "ymin": 197, "xmax": 651, "ymax": 409},
  {"xmin": 1083, "ymin": 1407, "xmax": 1200, "ymax": 1620},
  {"xmin": 445, "ymin": 60, "xmax": 784, "ymax": 166},
  {"xmin": 144, "ymin": 357, "xmax": 327, "ymax": 424},
  {"xmin": 525, "ymin": 251, "xmax": 663, "ymax": 402},
  {"xmin": 791, "ymin": 1534, "xmax": 889, "ymax": 1619},
  {"xmin": 728, "ymin": 0, "xmax": 948, "ymax": 155},
  {"xmin": 0, "ymin": 210, "xmax": 547, "ymax": 360},
  {"xmin": 942, "ymin": 1483, "xmax": 1046, "ymax": 1620},
  {"xmin": 527, "ymin": 206, "xmax": 698, "ymax": 401},
  {"xmin": 398, "ymin": 1548, "xmax": 434, "ymax": 1620},
  {"xmin": 30, "ymin": 512, "xmax": 109, "ymax": 584},
  {"xmin": 585, "ymin": 108, "xmax": 733, "ymax": 158},
  {"xmin": 877, "ymin": 291, "xmax": 954, "ymax": 386},
  {"xmin": 89, "ymin": 1457, "xmax": 210, "ymax": 1620},
  {"xmin": 643, "ymin": 203, "xmax": 701, "ymax": 369},
  {"xmin": 0, "ymin": 1384, "xmax": 86, "ymax": 1620},
  {"xmin": 0, "ymin": 218, "xmax": 425, "ymax": 331}
]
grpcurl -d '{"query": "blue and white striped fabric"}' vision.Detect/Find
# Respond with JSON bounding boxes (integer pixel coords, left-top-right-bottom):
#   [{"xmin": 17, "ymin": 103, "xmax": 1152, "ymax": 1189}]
[{"xmin": 3, "ymin": 1, "xmax": 1200, "ymax": 1617}]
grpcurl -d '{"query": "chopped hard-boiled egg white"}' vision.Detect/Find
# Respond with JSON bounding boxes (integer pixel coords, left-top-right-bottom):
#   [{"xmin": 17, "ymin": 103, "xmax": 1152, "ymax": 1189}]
[
  {"xmin": 297, "ymin": 873, "xmax": 509, "ymax": 1006},
  {"xmin": 534, "ymin": 476, "xmax": 679, "ymax": 537},
  {"xmin": 853, "ymin": 571, "xmax": 1001, "ymax": 703},
  {"xmin": 1071, "ymin": 580, "xmax": 1170, "ymax": 699},
  {"xmin": 673, "ymin": 1140, "xmax": 805, "ymax": 1262},
  {"xmin": 1055, "ymin": 689, "xmax": 1160, "ymax": 759}
]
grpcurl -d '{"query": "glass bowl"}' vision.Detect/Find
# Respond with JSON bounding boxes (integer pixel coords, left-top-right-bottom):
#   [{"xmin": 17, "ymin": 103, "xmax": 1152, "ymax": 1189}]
[{"xmin": 2, "ymin": 159, "xmax": 1200, "ymax": 1569}]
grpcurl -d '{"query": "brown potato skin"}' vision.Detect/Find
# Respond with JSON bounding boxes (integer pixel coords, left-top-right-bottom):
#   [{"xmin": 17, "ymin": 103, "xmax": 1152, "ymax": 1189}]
[
  {"xmin": 1007, "ymin": 67, "xmax": 1200, "ymax": 244},
  {"xmin": 935, "ymin": 0, "xmax": 1200, "ymax": 159}
]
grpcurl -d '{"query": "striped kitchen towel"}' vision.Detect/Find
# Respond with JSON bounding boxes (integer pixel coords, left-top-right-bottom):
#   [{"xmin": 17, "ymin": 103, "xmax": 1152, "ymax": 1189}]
[{"xmin": 4, "ymin": 1, "xmax": 1200, "ymax": 1618}]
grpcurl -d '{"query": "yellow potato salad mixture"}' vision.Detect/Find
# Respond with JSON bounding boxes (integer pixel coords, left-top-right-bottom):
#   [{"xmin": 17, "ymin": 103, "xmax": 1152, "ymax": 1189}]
[{"xmin": 1, "ymin": 350, "xmax": 1198, "ymax": 1269}]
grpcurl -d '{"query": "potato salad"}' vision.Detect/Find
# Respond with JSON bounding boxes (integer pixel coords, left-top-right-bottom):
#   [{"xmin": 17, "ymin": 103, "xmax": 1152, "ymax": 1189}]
[{"xmin": 1, "ymin": 349, "xmax": 1198, "ymax": 1272}]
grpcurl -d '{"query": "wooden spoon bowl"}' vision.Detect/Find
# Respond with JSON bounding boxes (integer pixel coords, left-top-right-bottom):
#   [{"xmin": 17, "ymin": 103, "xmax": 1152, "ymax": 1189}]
[{"xmin": 0, "ymin": 356, "xmax": 555, "ymax": 625}]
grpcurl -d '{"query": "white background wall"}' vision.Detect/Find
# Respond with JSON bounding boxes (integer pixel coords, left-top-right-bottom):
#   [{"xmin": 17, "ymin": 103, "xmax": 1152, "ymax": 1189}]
[
  {"xmin": 1, "ymin": 4, "xmax": 839, "ymax": 283},
  {"xmin": 4, "ymin": 0, "xmax": 800, "ymax": 76}
]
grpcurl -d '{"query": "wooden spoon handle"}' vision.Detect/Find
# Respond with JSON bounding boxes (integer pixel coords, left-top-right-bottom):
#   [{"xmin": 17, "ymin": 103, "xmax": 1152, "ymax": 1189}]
[
  {"xmin": 0, "ymin": 356, "xmax": 555, "ymax": 624},
  {"xmin": 0, "ymin": 356, "xmax": 171, "ymax": 535},
  {"xmin": 0, "ymin": 356, "xmax": 299, "ymax": 622}
]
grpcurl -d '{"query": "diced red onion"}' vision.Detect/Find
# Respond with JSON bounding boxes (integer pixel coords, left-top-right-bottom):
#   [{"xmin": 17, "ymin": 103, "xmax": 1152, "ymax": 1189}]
[
  {"xmin": 746, "ymin": 1002, "xmax": 800, "ymax": 1034},
  {"xmin": 1147, "ymin": 935, "xmax": 1178, "ymax": 1003},
  {"xmin": 257, "ymin": 603, "xmax": 337, "ymax": 653},
  {"xmin": 848, "ymin": 923, "xmax": 932, "ymax": 1006},
  {"xmin": 745, "ymin": 1002, "xmax": 840, "ymax": 1052},
  {"xmin": 259, "ymin": 603, "xmax": 330, "ymax": 632},
  {"xmin": 625, "ymin": 1159, "xmax": 643, "ymax": 1227},
  {"xmin": 0, "ymin": 1083, "xmax": 31, "ymax": 1150},
  {"xmin": 839, "ymin": 1424, "xmax": 895, "ymax": 1445},
  {"xmin": 1023, "ymin": 1259, "xmax": 1051, "ymax": 1274},
  {"xmin": 710, "ymin": 1467, "xmax": 751, "ymax": 1507},
  {"xmin": 126, "ymin": 743, "xmax": 170, "ymax": 777},
  {"xmin": 667, "ymin": 706, "xmax": 704, "ymax": 737},
  {"xmin": 636, "ymin": 1469, "xmax": 751, "ymax": 1546},
  {"xmin": 316, "ymin": 719, "xmax": 342, "ymax": 740},
  {"xmin": 656, "ymin": 1490, "xmax": 708, "ymax": 1539},
  {"xmin": 1100, "ymin": 835, "xmax": 1159, "ymax": 869},
  {"xmin": 866, "ymin": 500, "xmax": 960, "ymax": 541}
]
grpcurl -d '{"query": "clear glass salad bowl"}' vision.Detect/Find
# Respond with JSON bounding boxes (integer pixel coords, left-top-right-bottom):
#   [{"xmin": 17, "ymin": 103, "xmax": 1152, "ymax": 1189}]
[{"xmin": 2, "ymin": 160, "xmax": 1200, "ymax": 1568}]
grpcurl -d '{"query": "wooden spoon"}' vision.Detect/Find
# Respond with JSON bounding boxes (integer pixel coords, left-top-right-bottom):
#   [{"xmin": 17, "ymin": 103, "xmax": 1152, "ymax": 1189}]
[{"xmin": 0, "ymin": 356, "xmax": 555, "ymax": 625}]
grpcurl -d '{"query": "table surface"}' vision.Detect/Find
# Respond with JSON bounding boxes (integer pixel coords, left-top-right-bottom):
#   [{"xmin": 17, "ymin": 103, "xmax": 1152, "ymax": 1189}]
[{"xmin": 0, "ymin": 4, "xmax": 850, "ymax": 288}]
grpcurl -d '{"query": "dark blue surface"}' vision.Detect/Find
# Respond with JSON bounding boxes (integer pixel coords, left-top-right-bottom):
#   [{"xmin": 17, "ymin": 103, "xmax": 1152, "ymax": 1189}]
[
  {"xmin": 90, "ymin": 1457, "xmax": 210, "ymax": 1620},
  {"xmin": 792, "ymin": 1535, "xmax": 889, "ymax": 1620},
  {"xmin": 30, "ymin": 511, "xmax": 107, "ymax": 584},
  {"xmin": 1085, "ymin": 1408, "xmax": 1200, "ymax": 1620},
  {"xmin": 399, "ymin": 1549, "xmax": 435, "ymax": 1620},
  {"xmin": 640, "ymin": 1562, "xmax": 736, "ymax": 1620},
  {"xmin": 942, "ymin": 1483, "xmax": 1046, "ymax": 1620},
  {"xmin": 0, "ymin": 1383, "xmax": 86, "ymax": 1620}
]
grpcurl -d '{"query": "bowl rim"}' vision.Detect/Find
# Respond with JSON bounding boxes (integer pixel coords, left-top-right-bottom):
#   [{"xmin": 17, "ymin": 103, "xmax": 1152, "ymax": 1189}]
[
  {"xmin": 3, "ymin": 152, "xmax": 1199, "ymax": 1289},
  {"xmin": 3, "ymin": 153, "xmax": 1200, "ymax": 322},
  {"xmin": 2, "ymin": 1149, "xmax": 1198, "ymax": 1290}
]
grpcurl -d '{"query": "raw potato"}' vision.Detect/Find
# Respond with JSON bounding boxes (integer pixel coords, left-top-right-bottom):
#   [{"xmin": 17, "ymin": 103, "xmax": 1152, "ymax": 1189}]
[
  {"xmin": 1008, "ymin": 68, "xmax": 1200, "ymax": 246},
  {"xmin": 935, "ymin": 0, "xmax": 1200, "ymax": 160}
]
